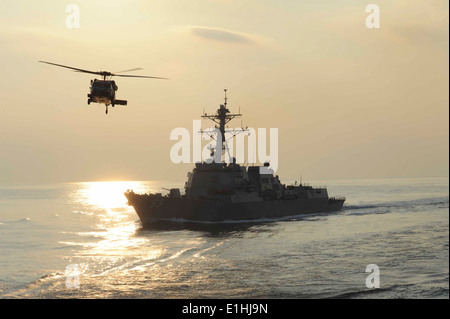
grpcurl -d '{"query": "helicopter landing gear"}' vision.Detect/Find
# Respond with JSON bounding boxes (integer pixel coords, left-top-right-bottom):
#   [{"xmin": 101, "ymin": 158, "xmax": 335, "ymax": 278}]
[
  {"xmin": 87, "ymin": 99, "xmax": 91, "ymax": 105},
  {"xmin": 105, "ymin": 105, "xmax": 108, "ymax": 114}
]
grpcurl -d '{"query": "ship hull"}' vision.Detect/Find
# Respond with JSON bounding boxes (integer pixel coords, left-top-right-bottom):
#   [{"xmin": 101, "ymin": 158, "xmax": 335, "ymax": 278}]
[{"xmin": 125, "ymin": 193, "xmax": 344, "ymax": 227}]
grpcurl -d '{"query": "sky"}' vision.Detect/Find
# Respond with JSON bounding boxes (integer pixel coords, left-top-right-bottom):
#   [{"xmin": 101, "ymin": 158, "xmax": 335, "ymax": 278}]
[{"xmin": 0, "ymin": 0, "xmax": 448, "ymax": 184}]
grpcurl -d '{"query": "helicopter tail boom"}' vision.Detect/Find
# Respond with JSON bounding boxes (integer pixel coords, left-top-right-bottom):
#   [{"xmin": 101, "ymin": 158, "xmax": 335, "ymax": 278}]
[{"xmin": 114, "ymin": 99, "xmax": 127, "ymax": 105}]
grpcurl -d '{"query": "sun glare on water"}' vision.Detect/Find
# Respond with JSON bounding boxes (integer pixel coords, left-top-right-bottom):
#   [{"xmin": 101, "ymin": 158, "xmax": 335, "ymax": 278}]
[
  {"xmin": 77, "ymin": 181, "xmax": 144, "ymax": 210},
  {"xmin": 56, "ymin": 180, "xmax": 175, "ymax": 290}
]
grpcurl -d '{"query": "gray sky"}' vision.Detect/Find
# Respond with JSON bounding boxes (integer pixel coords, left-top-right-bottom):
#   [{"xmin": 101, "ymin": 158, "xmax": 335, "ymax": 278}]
[{"xmin": 0, "ymin": 0, "xmax": 448, "ymax": 184}]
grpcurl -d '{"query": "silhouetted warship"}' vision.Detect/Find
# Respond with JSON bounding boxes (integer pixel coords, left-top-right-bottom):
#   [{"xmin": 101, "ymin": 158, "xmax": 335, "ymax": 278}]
[{"xmin": 125, "ymin": 90, "xmax": 345, "ymax": 225}]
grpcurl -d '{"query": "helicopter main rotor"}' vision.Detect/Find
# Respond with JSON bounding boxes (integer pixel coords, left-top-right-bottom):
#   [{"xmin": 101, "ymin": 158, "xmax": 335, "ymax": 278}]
[{"xmin": 38, "ymin": 61, "xmax": 168, "ymax": 81}]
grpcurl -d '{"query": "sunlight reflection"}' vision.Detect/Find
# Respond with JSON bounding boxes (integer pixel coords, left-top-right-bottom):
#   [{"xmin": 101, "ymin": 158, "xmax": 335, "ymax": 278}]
[
  {"xmin": 78, "ymin": 181, "xmax": 144, "ymax": 209},
  {"xmin": 68, "ymin": 181, "xmax": 166, "ymax": 275}
]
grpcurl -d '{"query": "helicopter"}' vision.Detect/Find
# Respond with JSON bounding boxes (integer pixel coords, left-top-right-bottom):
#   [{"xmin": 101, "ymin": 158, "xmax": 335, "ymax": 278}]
[{"xmin": 38, "ymin": 61, "xmax": 168, "ymax": 114}]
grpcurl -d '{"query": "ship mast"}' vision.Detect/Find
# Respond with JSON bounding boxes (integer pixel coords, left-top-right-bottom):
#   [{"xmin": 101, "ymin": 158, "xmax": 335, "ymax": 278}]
[{"xmin": 201, "ymin": 89, "xmax": 246, "ymax": 161}]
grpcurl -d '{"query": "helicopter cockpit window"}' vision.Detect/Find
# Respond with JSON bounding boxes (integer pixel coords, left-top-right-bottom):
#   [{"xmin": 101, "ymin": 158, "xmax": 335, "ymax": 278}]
[{"xmin": 93, "ymin": 82, "xmax": 111, "ymax": 88}]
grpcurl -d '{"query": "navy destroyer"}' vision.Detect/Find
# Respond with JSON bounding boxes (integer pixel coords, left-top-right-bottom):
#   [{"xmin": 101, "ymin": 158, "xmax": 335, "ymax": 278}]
[{"xmin": 125, "ymin": 91, "xmax": 345, "ymax": 226}]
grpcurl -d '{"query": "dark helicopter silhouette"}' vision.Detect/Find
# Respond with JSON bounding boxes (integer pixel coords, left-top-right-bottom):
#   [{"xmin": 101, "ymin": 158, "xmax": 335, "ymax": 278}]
[{"xmin": 39, "ymin": 61, "xmax": 168, "ymax": 114}]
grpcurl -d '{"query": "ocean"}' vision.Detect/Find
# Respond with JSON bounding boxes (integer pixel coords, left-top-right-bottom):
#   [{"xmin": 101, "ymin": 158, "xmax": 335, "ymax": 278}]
[{"xmin": 0, "ymin": 177, "xmax": 448, "ymax": 299}]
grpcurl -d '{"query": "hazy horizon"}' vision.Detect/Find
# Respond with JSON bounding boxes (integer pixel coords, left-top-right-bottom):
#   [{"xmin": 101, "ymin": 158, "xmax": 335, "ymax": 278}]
[
  {"xmin": 0, "ymin": 175, "xmax": 448, "ymax": 188},
  {"xmin": 1, "ymin": 0, "xmax": 448, "ymax": 184}
]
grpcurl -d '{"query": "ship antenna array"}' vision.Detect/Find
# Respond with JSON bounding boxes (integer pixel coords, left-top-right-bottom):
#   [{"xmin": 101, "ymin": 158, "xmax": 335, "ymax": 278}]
[
  {"xmin": 224, "ymin": 89, "xmax": 228, "ymax": 107},
  {"xmin": 200, "ymin": 89, "xmax": 248, "ymax": 162}
]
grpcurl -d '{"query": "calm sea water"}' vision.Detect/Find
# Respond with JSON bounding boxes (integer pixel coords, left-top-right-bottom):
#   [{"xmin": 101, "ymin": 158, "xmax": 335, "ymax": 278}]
[{"xmin": 0, "ymin": 177, "xmax": 448, "ymax": 299}]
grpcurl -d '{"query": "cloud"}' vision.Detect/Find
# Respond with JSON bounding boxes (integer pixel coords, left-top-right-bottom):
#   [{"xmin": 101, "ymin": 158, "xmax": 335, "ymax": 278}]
[
  {"xmin": 190, "ymin": 26, "xmax": 253, "ymax": 44},
  {"xmin": 390, "ymin": 24, "xmax": 449, "ymax": 46}
]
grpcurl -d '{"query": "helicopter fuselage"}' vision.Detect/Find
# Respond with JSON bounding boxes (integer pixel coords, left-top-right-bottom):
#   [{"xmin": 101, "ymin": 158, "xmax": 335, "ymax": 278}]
[
  {"xmin": 87, "ymin": 79, "xmax": 127, "ymax": 113},
  {"xmin": 88, "ymin": 79, "xmax": 116, "ymax": 105}
]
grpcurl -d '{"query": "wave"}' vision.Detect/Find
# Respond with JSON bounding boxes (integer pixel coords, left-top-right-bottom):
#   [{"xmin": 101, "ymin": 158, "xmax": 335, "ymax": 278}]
[
  {"xmin": 149, "ymin": 212, "xmax": 322, "ymax": 225},
  {"xmin": 326, "ymin": 282, "xmax": 449, "ymax": 299},
  {"xmin": 343, "ymin": 196, "xmax": 448, "ymax": 216},
  {"xmin": 0, "ymin": 217, "xmax": 33, "ymax": 223},
  {"xmin": 0, "ymin": 271, "xmax": 65, "ymax": 298},
  {"xmin": 326, "ymin": 284, "xmax": 416, "ymax": 299},
  {"xmin": 72, "ymin": 210, "xmax": 93, "ymax": 216}
]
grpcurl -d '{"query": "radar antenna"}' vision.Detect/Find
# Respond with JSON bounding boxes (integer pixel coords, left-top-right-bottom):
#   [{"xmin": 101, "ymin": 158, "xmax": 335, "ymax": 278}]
[{"xmin": 201, "ymin": 89, "xmax": 248, "ymax": 162}]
